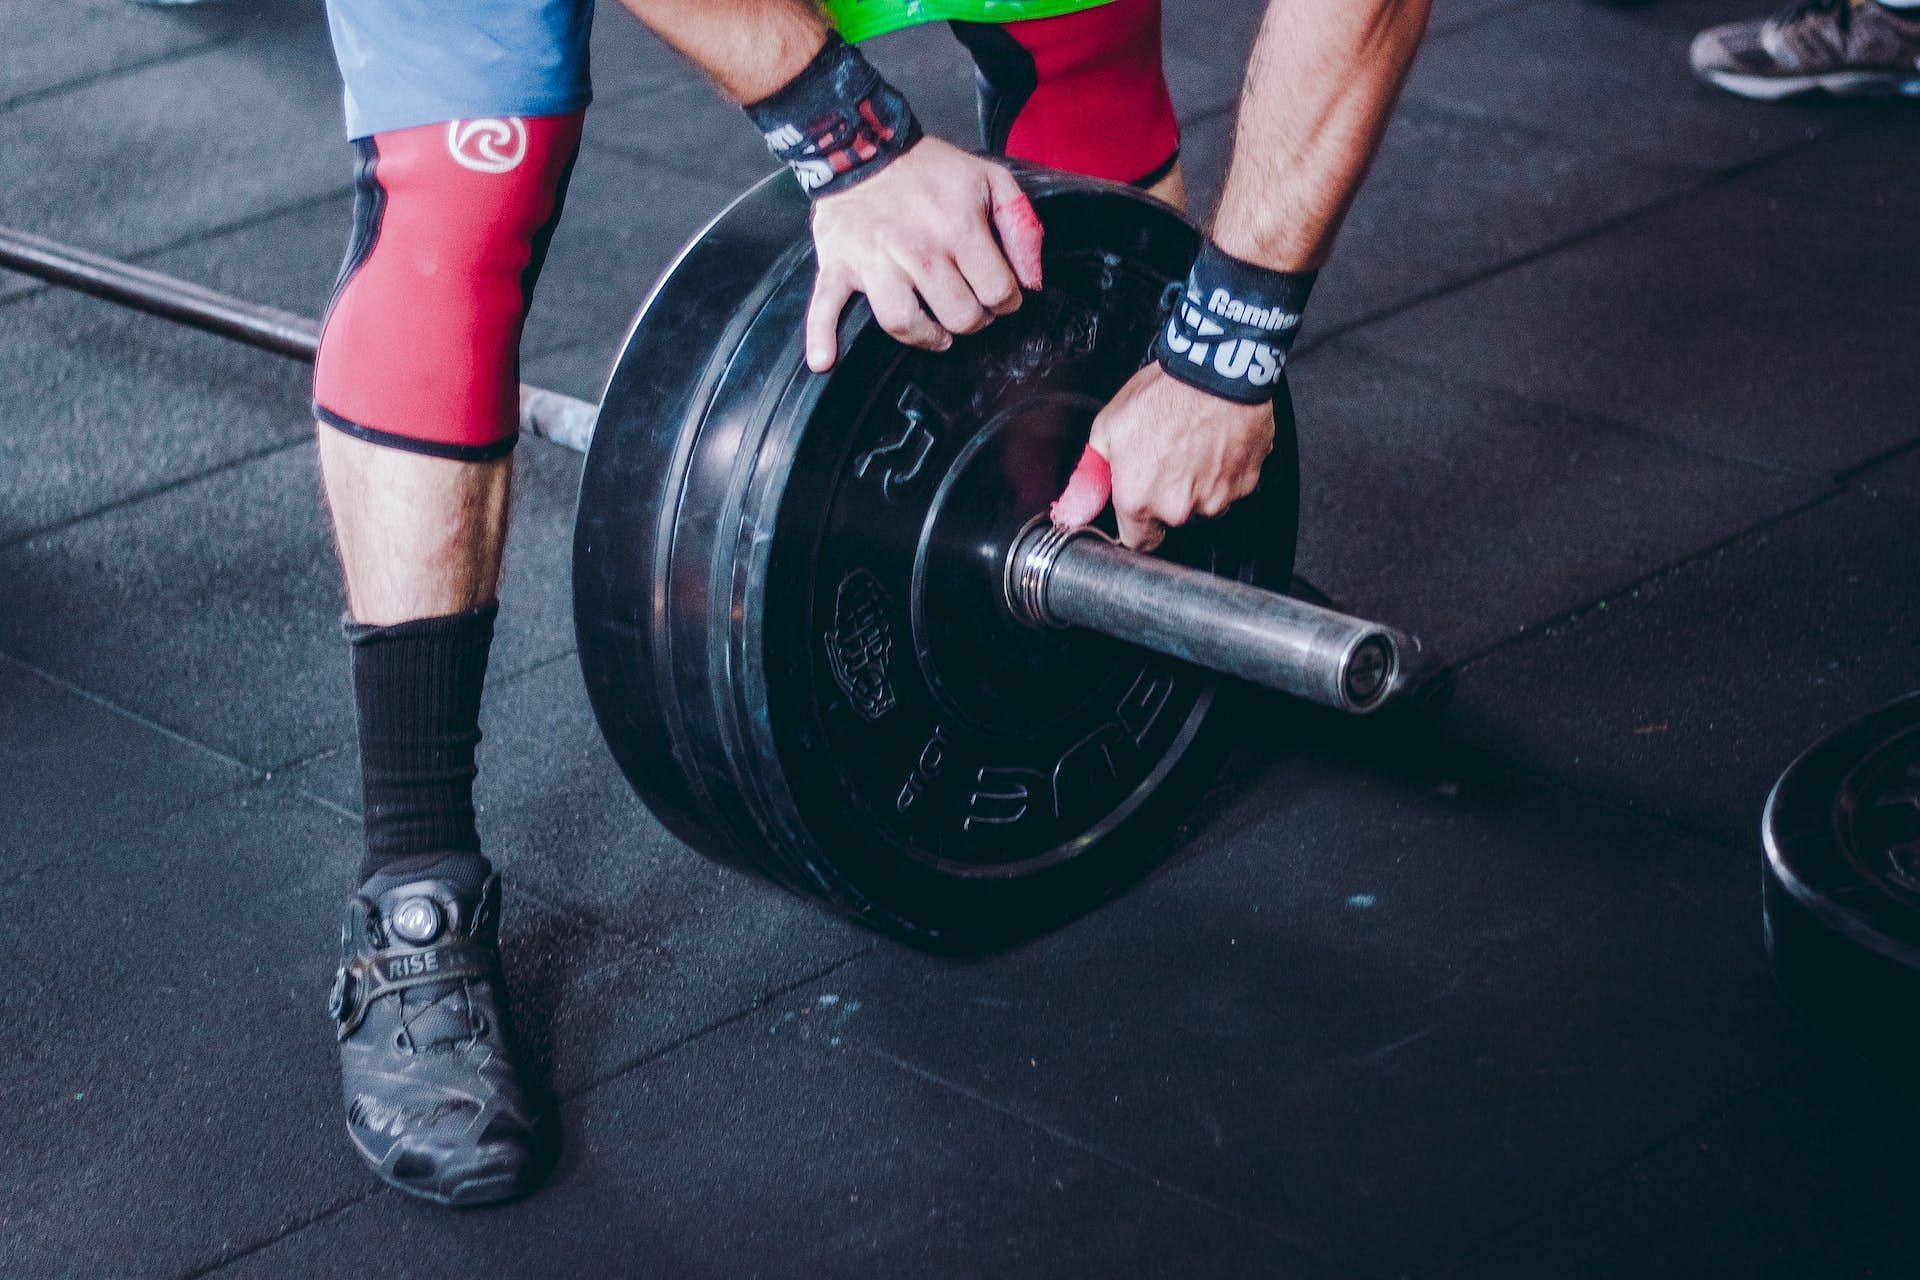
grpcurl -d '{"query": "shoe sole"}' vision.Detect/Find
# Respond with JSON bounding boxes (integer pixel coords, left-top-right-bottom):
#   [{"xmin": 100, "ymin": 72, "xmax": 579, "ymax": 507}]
[{"xmin": 1701, "ymin": 67, "xmax": 1920, "ymax": 101}]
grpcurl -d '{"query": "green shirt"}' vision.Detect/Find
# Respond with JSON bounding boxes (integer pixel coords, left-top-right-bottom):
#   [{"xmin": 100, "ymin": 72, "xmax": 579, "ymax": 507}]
[{"xmin": 822, "ymin": 0, "xmax": 1118, "ymax": 42}]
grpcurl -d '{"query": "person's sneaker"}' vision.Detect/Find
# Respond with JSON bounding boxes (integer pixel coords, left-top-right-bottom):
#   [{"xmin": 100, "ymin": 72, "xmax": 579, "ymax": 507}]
[
  {"xmin": 1691, "ymin": 0, "xmax": 1920, "ymax": 99},
  {"xmin": 330, "ymin": 853, "xmax": 543, "ymax": 1206}
]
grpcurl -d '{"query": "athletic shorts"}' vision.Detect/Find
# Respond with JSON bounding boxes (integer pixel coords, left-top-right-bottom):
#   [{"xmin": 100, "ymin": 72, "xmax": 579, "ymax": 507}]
[
  {"xmin": 326, "ymin": 0, "xmax": 597, "ymax": 141},
  {"xmin": 323, "ymin": 0, "xmax": 1164, "ymax": 181}
]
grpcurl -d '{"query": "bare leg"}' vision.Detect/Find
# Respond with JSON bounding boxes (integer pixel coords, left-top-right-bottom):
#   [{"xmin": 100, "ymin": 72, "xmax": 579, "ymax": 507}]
[{"xmin": 316, "ymin": 427, "xmax": 511, "ymax": 624}]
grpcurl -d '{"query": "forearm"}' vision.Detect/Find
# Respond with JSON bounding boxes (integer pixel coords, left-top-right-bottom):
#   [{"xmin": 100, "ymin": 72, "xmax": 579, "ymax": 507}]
[
  {"xmin": 613, "ymin": 0, "xmax": 829, "ymax": 104},
  {"xmin": 1212, "ymin": 0, "xmax": 1430, "ymax": 270}
]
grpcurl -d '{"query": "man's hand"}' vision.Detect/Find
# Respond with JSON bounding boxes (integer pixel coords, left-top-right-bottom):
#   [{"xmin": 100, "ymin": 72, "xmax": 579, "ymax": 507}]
[
  {"xmin": 1052, "ymin": 364, "xmax": 1273, "ymax": 552},
  {"xmin": 806, "ymin": 136, "xmax": 1044, "ymax": 372}
]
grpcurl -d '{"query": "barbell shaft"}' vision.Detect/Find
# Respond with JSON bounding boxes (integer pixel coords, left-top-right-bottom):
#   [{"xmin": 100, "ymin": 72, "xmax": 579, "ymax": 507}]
[
  {"xmin": 0, "ymin": 224, "xmax": 598, "ymax": 453},
  {"xmin": 1009, "ymin": 524, "xmax": 1428, "ymax": 714},
  {"xmin": 6, "ymin": 224, "xmax": 1427, "ymax": 714}
]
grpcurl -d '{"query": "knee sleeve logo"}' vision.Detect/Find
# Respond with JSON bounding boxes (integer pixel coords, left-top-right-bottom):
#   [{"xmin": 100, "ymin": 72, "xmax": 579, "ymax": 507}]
[{"xmin": 446, "ymin": 118, "xmax": 528, "ymax": 174}]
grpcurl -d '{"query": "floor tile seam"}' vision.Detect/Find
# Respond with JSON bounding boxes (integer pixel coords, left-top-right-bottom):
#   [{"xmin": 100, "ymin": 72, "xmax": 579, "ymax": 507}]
[
  {"xmin": 576, "ymin": 133, "xmax": 779, "ymax": 191},
  {"xmin": 0, "ymin": 648, "xmax": 261, "ymax": 776},
  {"xmin": 256, "ymin": 646, "xmax": 581, "ymax": 784},
  {"xmin": 171, "ymin": 1185, "xmax": 385, "ymax": 1280},
  {"xmin": 575, "ymin": 130, "xmax": 759, "ymax": 190},
  {"xmin": 1389, "ymin": 64, "xmax": 1849, "ymax": 181},
  {"xmin": 1382, "ymin": 95, "xmax": 1704, "ymax": 184},
  {"xmin": 1834, "ymin": 435, "xmax": 1920, "ymax": 487},
  {"xmin": 854, "ymin": 1042, "xmax": 1341, "ymax": 1264},
  {"xmin": 1300, "ymin": 117, "xmax": 1877, "ymax": 361},
  {"xmin": 1412, "ymin": 733, "xmax": 1754, "ymax": 852},
  {"xmin": 0, "ymin": 182, "xmax": 354, "ymax": 317},
  {"xmin": 272, "ymin": 786, "xmax": 641, "ymax": 943},
  {"xmin": 559, "ymin": 943, "xmax": 880, "ymax": 1103},
  {"xmin": 1425, "ymin": 1075, "xmax": 1779, "ymax": 1275},
  {"xmin": 0, "ymin": 435, "xmax": 311, "ymax": 553},
  {"xmin": 1174, "ymin": 100, "xmax": 1240, "ymax": 135},
  {"xmin": 1315, "ymin": 338, "xmax": 1830, "ymax": 482},
  {"xmin": 521, "ymin": 324, "xmax": 625, "ymax": 365},
  {"xmin": 578, "ymin": 72, "xmax": 696, "ymax": 115},
  {"xmin": 1429, "ymin": 0, "xmax": 1539, "ymax": 36},
  {"xmin": 168, "ymin": 949, "xmax": 876, "ymax": 1276},
  {"xmin": 501, "ymin": 877, "xmax": 653, "ymax": 946},
  {"xmin": 1440, "ymin": 482, "xmax": 1848, "ymax": 678},
  {"xmin": 1161, "ymin": 0, "xmax": 1531, "ymax": 73},
  {"xmin": 522, "ymin": 333, "xmax": 619, "ymax": 384},
  {"xmin": 1339, "ymin": 488, "xmax": 1858, "ymax": 855},
  {"xmin": 0, "ymin": 33, "xmax": 240, "ymax": 114}
]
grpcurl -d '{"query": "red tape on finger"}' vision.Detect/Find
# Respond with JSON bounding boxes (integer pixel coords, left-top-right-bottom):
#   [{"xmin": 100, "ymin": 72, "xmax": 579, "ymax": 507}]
[{"xmin": 1050, "ymin": 445, "xmax": 1111, "ymax": 528}]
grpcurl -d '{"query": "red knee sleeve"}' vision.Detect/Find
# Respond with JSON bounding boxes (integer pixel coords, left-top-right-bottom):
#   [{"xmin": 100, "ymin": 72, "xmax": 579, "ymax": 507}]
[
  {"xmin": 999, "ymin": 0, "xmax": 1178, "ymax": 186},
  {"xmin": 313, "ymin": 113, "xmax": 583, "ymax": 461}
]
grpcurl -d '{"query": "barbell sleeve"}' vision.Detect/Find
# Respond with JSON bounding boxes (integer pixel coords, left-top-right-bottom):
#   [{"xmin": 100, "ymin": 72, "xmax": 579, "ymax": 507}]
[
  {"xmin": 1007, "ymin": 522, "xmax": 1429, "ymax": 714},
  {"xmin": 0, "ymin": 223, "xmax": 598, "ymax": 452}
]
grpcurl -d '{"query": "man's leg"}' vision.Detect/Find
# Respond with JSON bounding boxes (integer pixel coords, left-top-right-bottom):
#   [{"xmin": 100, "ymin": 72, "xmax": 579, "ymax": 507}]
[
  {"xmin": 313, "ymin": 109, "xmax": 582, "ymax": 1207},
  {"xmin": 317, "ymin": 437, "xmax": 508, "ymax": 627},
  {"xmin": 950, "ymin": 0, "xmax": 1186, "ymax": 207}
]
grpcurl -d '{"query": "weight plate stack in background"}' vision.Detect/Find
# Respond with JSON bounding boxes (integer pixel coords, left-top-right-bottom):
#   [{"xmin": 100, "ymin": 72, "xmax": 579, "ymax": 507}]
[{"xmin": 1763, "ymin": 693, "xmax": 1920, "ymax": 1069}]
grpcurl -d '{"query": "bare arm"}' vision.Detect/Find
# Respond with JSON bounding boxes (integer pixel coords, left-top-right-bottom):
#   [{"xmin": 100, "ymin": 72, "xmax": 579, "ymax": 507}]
[
  {"xmin": 612, "ymin": 0, "xmax": 829, "ymax": 104},
  {"xmin": 1061, "ymin": 0, "xmax": 1431, "ymax": 549},
  {"xmin": 1212, "ymin": 0, "xmax": 1431, "ymax": 269},
  {"xmin": 613, "ymin": 0, "xmax": 1041, "ymax": 369}
]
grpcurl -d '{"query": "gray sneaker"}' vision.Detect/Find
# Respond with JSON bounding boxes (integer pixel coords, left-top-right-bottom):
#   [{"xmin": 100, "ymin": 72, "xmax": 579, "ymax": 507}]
[
  {"xmin": 330, "ymin": 854, "xmax": 543, "ymax": 1206},
  {"xmin": 1691, "ymin": 0, "xmax": 1920, "ymax": 99}
]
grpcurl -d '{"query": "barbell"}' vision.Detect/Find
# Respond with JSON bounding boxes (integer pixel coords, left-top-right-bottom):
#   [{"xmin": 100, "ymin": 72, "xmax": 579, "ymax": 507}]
[{"xmin": 2, "ymin": 166, "xmax": 1433, "ymax": 947}]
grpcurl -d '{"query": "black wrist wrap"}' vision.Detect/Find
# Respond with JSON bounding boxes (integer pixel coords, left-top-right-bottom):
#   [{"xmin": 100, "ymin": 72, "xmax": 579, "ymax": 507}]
[
  {"xmin": 745, "ymin": 35, "xmax": 922, "ymax": 198},
  {"xmin": 1152, "ymin": 243, "xmax": 1316, "ymax": 405}
]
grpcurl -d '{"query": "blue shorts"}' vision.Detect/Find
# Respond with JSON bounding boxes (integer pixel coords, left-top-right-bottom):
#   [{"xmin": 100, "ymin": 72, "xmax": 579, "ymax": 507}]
[{"xmin": 325, "ymin": 0, "xmax": 595, "ymax": 140}]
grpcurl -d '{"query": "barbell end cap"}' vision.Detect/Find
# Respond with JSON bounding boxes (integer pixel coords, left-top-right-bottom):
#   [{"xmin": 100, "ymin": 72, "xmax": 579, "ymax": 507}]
[{"xmin": 1371, "ymin": 630, "xmax": 1446, "ymax": 716}]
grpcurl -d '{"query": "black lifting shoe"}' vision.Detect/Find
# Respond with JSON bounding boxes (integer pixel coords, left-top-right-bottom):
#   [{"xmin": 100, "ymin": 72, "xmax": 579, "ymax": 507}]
[{"xmin": 329, "ymin": 853, "xmax": 543, "ymax": 1206}]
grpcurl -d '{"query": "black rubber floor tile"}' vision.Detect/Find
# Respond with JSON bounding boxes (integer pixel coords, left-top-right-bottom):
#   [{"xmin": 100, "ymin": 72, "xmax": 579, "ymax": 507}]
[
  {"xmin": 1346, "ymin": 180, "xmax": 1920, "ymax": 476},
  {"xmin": 1179, "ymin": 102, "xmax": 1687, "ymax": 330},
  {"xmin": 1852, "ymin": 445, "xmax": 1920, "ymax": 503},
  {"xmin": 1453, "ymin": 1062, "xmax": 1920, "ymax": 1277},
  {"xmin": 0, "ymin": 0, "xmax": 227, "ymax": 105},
  {"xmin": 0, "ymin": 785, "xmax": 375, "ymax": 1280},
  {"xmin": 139, "ymin": 190, "xmax": 354, "ymax": 318},
  {"xmin": 0, "ymin": 438, "xmax": 581, "ymax": 768},
  {"xmin": 0, "ymin": 285, "xmax": 313, "ymax": 542},
  {"xmin": 0, "ymin": 776, "xmax": 727, "ymax": 1279},
  {"xmin": 582, "ymin": 0, "xmax": 705, "ymax": 106},
  {"xmin": 1164, "ymin": 0, "xmax": 1526, "ymax": 72},
  {"xmin": 0, "ymin": 5, "xmax": 346, "ymax": 264},
  {"xmin": 583, "ymin": 78, "xmax": 780, "ymax": 194},
  {"xmin": 214, "ymin": 1000, "xmax": 1327, "ymax": 1280},
  {"xmin": 1735, "ymin": 114, "xmax": 1920, "ymax": 216},
  {"xmin": 1446, "ymin": 490, "xmax": 1918, "ymax": 843},
  {"xmin": 521, "ymin": 146, "xmax": 744, "ymax": 363},
  {"xmin": 0, "ymin": 656, "xmax": 250, "ymax": 875},
  {"xmin": 290, "ymin": 658, "xmax": 873, "ymax": 1065},
  {"xmin": 1399, "ymin": 0, "xmax": 1868, "ymax": 173},
  {"xmin": 0, "ymin": 190, "xmax": 355, "ymax": 544},
  {"xmin": 523, "ymin": 341, "xmax": 616, "ymax": 406},
  {"xmin": 1287, "ymin": 343, "xmax": 1818, "ymax": 655},
  {"xmin": 801, "ymin": 761, "xmax": 1791, "ymax": 1274}
]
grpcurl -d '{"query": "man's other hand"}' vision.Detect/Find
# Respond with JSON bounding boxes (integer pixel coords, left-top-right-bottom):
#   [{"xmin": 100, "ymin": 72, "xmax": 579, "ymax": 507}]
[
  {"xmin": 1052, "ymin": 364, "xmax": 1273, "ymax": 552},
  {"xmin": 806, "ymin": 137, "xmax": 1044, "ymax": 372}
]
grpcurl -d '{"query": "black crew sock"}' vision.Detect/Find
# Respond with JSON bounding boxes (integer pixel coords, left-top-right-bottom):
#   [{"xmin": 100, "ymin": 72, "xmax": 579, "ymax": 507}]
[{"xmin": 346, "ymin": 602, "xmax": 497, "ymax": 885}]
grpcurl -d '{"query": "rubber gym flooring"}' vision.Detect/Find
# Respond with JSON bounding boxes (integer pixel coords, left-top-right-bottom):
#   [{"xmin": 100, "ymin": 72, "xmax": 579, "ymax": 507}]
[{"xmin": 4, "ymin": 0, "xmax": 1918, "ymax": 1274}]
